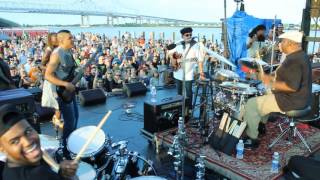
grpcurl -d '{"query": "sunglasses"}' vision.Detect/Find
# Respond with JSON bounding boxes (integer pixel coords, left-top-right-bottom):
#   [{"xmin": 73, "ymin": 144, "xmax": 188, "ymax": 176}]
[{"xmin": 184, "ymin": 33, "xmax": 192, "ymax": 37}]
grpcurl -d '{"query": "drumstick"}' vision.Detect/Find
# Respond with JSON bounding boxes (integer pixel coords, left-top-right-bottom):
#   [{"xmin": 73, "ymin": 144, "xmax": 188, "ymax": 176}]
[
  {"xmin": 73, "ymin": 110, "xmax": 112, "ymax": 162},
  {"xmin": 42, "ymin": 150, "xmax": 59, "ymax": 173}
]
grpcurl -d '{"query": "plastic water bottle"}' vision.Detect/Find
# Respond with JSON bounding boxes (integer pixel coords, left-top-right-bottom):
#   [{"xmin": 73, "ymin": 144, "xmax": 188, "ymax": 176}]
[
  {"xmin": 236, "ymin": 139, "xmax": 244, "ymax": 159},
  {"xmin": 271, "ymin": 152, "xmax": 280, "ymax": 173},
  {"xmin": 150, "ymin": 85, "xmax": 157, "ymax": 102}
]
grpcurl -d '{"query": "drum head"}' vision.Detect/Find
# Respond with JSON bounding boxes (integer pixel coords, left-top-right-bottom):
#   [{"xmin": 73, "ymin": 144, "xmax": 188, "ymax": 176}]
[
  {"xmin": 67, "ymin": 126, "xmax": 105, "ymax": 157},
  {"xmin": 77, "ymin": 161, "xmax": 96, "ymax": 180}
]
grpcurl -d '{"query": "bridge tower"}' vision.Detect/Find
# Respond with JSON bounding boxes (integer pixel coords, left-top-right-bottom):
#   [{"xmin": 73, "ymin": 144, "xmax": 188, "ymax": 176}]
[{"xmin": 81, "ymin": 15, "xmax": 90, "ymax": 27}]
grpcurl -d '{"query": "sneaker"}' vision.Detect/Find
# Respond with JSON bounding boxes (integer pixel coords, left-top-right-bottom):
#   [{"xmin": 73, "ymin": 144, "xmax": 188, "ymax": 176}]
[{"xmin": 243, "ymin": 138, "xmax": 260, "ymax": 149}]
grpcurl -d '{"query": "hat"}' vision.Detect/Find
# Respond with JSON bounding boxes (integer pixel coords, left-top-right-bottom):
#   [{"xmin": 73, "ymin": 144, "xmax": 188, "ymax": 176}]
[
  {"xmin": 279, "ymin": 31, "xmax": 303, "ymax": 43},
  {"xmin": 0, "ymin": 104, "xmax": 24, "ymax": 136},
  {"xmin": 180, "ymin": 27, "xmax": 193, "ymax": 35}
]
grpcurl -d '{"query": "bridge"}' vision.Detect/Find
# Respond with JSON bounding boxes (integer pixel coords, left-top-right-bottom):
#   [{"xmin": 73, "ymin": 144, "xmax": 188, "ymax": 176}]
[{"xmin": 0, "ymin": 0, "xmax": 213, "ymax": 27}]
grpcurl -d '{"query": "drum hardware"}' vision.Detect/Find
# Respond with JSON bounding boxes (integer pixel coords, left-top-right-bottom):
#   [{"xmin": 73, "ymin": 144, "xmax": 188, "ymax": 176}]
[
  {"xmin": 109, "ymin": 142, "xmax": 157, "ymax": 179},
  {"xmin": 195, "ymin": 154, "xmax": 206, "ymax": 180},
  {"xmin": 168, "ymin": 117, "xmax": 186, "ymax": 180}
]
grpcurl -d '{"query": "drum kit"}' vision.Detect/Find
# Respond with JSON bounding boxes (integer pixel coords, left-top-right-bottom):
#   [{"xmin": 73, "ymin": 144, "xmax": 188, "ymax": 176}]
[
  {"xmin": 38, "ymin": 126, "xmax": 160, "ymax": 180},
  {"xmin": 211, "ymin": 59, "xmax": 267, "ymax": 120}
]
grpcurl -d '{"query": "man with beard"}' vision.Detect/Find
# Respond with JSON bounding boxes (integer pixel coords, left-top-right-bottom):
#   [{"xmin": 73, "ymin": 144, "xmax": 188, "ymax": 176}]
[
  {"xmin": 247, "ymin": 24, "xmax": 267, "ymax": 59},
  {"xmin": 0, "ymin": 104, "xmax": 78, "ymax": 180}
]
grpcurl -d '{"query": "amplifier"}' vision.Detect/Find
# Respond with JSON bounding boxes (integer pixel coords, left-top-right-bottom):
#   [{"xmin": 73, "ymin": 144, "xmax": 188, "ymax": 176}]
[
  {"xmin": 0, "ymin": 88, "xmax": 40, "ymax": 133},
  {"xmin": 143, "ymin": 95, "xmax": 184, "ymax": 134}
]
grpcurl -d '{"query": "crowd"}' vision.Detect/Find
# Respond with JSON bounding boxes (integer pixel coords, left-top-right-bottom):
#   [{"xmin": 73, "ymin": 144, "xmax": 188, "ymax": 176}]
[{"xmin": 0, "ymin": 31, "xmax": 220, "ymax": 93}]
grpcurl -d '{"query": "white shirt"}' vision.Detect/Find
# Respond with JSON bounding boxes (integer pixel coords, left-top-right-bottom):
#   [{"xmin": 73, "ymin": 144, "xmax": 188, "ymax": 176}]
[{"xmin": 173, "ymin": 41, "xmax": 204, "ymax": 81}]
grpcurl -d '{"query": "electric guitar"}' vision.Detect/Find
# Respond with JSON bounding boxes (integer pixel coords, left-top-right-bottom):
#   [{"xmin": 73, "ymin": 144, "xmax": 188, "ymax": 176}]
[{"xmin": 172, "ymin": 55, "xmax": 199, "ymax": 72}]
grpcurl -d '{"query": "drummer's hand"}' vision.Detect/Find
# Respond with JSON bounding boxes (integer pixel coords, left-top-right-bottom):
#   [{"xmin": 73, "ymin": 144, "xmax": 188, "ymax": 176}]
[
  {"xmin": 59, "ymin": 160, "xmax": 78, "ymax": 178},
  {"xmin": 261, "ymin": 74, "xmax": 272, "ymax": 86}
]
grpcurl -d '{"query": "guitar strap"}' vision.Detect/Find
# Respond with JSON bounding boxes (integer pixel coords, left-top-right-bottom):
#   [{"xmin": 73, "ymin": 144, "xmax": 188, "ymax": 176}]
[{"xmin": 182, "ymin": 39, "xmax": 197, "ymax": 60}]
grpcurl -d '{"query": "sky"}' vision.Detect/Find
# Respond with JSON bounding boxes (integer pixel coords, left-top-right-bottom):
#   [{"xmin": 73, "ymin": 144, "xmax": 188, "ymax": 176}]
[{"xmin": 0, "ymin": 0, "xmax": 307, "ymax": 25}]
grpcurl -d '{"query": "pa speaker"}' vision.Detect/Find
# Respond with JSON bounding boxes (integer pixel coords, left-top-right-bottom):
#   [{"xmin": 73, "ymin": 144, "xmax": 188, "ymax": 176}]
[
  {"xmin": 123, "ymin": 82, "xmax": 147, "ymax": 97},
  {"xmin": 79, "ymin": 88, "xmax": 106, "ymax": 106}
]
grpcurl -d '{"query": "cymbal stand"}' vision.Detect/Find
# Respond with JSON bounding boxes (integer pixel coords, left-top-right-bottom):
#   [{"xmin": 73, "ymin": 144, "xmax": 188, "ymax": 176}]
[
  {"xmin": 168, "ymin": 117, "xmax": 186, "ymax": 180},
  {"xmin": 195, "ymin": 154, "xmax": 206, "ymax": 180}
]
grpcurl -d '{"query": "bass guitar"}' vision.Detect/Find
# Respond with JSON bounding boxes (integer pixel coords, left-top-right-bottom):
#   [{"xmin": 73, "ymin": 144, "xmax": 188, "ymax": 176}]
[{"xmin": 56, "ymin": 50, "xmax": 99, "ymax": 103}]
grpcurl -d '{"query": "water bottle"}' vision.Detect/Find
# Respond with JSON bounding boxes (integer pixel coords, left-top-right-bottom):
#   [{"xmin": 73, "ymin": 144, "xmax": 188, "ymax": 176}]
[
  {"xmin": 271, "ymin": 152, "xmax": 280, "ymax": 173},
  {"xmin": 150, "ymin": 85, "xmax": 157, "ymax": 102},
  {"xmin": 236, "ymin": 139, "xmax": 244, "ymax": 159}
]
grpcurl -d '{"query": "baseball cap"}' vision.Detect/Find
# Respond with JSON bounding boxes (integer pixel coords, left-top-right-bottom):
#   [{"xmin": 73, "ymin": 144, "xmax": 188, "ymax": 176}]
[{"xmin": 279, "ymin": 31, "xmax": 303, "ymax": 43}]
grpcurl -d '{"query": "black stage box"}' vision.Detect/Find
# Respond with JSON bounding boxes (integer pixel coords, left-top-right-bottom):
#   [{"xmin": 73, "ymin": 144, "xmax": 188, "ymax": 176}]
[
  {"xmin": 144, "ymin": 95, "xmax": 184, "ymax": 133},
  {"xmin": 0, "ymin": 88, "xmax": 40, "ymax": 133}
]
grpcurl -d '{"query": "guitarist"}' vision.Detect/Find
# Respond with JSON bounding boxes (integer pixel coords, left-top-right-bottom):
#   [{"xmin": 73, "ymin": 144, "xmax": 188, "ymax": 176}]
[
  {"xmin": 45, "ymin": 30, "xmax": 78, "ymax": 154},
  {"xmin": 170, "ymin": 27, "xmax": 205, "ymax": 115}
]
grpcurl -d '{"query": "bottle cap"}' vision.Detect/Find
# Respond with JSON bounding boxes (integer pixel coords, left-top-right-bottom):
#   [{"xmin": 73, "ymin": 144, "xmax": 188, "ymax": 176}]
[
  {"xmin": 274, "ymin": 152, "xmax": 279, "ymax": 156},
  {"xmin": 239, "ymin": 139, "xmax": 243, "ymax": 143}
]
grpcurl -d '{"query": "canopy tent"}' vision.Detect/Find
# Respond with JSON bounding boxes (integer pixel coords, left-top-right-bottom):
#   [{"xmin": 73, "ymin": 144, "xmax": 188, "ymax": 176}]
[{"xmin": 226, "ymin": 10, "xmax": 281, "ymax": 76}]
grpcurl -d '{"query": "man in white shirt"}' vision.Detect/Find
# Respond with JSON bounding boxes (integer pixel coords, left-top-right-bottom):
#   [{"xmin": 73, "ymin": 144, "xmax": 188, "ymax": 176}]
[{"xmin": 170, "ymin": 27, "xmax": 205, "ymax": 113}]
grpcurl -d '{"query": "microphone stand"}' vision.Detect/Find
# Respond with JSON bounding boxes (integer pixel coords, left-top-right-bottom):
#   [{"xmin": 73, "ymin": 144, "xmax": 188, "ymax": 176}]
[{"xmin": 178, "ymin": 39, "xmax": 189, "ymax": 180}]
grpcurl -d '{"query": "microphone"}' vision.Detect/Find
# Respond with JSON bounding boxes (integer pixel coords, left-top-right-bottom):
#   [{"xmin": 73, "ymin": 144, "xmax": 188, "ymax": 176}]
[{"xmin": 166, "ymin": 37, "xmax": 198, "ymax": 50}]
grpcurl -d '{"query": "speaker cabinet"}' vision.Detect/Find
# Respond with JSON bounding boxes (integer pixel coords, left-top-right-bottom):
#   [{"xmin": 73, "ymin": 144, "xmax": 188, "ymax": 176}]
[
  {"xmin": 143, "ymin": 95, "xmax": 184, "ymax": 133},
  {"xmin": 79, "ymin": 88, "xmax": 106, "ymax": 106},
  {"xmin": 123, "ymin": 82, "xmax": 147, "ymax": 97}
]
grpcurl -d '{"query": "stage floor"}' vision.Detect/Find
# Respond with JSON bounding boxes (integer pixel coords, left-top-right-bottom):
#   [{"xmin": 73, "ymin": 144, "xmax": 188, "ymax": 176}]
[{"xmin": 39, "ymin": 87, "xmax": 320, "ymax": 180}]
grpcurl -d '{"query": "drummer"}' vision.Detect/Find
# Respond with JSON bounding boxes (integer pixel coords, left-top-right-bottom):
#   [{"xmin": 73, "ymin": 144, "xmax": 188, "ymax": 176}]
[
  {"xmin": 242, "ymin": 31, "xmax": 312, "ymax": 149},
  {"xmin": 0, "ymin": 104, "xmax": 78, "ymax": 180}
]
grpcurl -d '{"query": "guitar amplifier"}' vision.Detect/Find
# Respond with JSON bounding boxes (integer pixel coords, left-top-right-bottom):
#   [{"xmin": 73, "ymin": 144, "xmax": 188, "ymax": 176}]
[
  {"xmin": 143, "ymin": 95, "xmax": 184, "ymax": 134},
  {"xmin": 0, "ymin": 88, "xmax": 40, "ymax": 133}
]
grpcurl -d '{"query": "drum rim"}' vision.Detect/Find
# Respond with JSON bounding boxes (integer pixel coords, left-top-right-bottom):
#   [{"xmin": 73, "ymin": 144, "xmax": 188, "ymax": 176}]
[
  {"xmin": 77, "ymin": 161, "xmax": 97, "ymax": 180},
  {"xmin": 67, "ymin": 126, "xmax": 106, "ymax": 158}
]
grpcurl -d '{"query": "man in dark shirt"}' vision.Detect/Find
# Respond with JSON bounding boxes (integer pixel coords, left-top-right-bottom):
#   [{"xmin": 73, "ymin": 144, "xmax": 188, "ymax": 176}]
[
  {"xmin": 0, "ymin": 59, "xmax": 15, "ymax": 90},
  {"xmin": 243, "ymin": 31, "xmax": 311, "ymax": 148},
  {"xmin": 0, "ymin": 104, "xmax": 78, "ymax": 180}
]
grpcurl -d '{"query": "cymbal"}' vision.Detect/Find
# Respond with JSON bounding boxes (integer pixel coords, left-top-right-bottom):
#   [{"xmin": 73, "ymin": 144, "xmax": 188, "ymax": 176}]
[
  {"xmin": 206, "ymin": 48, "xmax": 236, "ymax": 68},
  {"xmin": 239, "ymin": 58, "xmax": 268, "ymax": 67}
]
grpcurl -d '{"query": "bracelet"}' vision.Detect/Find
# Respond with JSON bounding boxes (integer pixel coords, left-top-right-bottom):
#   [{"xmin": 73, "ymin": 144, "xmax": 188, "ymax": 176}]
[{"xmin": 270, "ymin": 78, "xmax": 276, "ymax": 91}]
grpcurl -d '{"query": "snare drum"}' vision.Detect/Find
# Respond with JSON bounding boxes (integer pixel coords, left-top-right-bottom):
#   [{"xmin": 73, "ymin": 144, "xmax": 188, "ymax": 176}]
[
  {"xmin": 67, "ymin": 126, "xmax": 110, "ymax": 167},
  {"xmin": 76, "ymin": 161, "xmax": 97, "ymax": 180}
]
